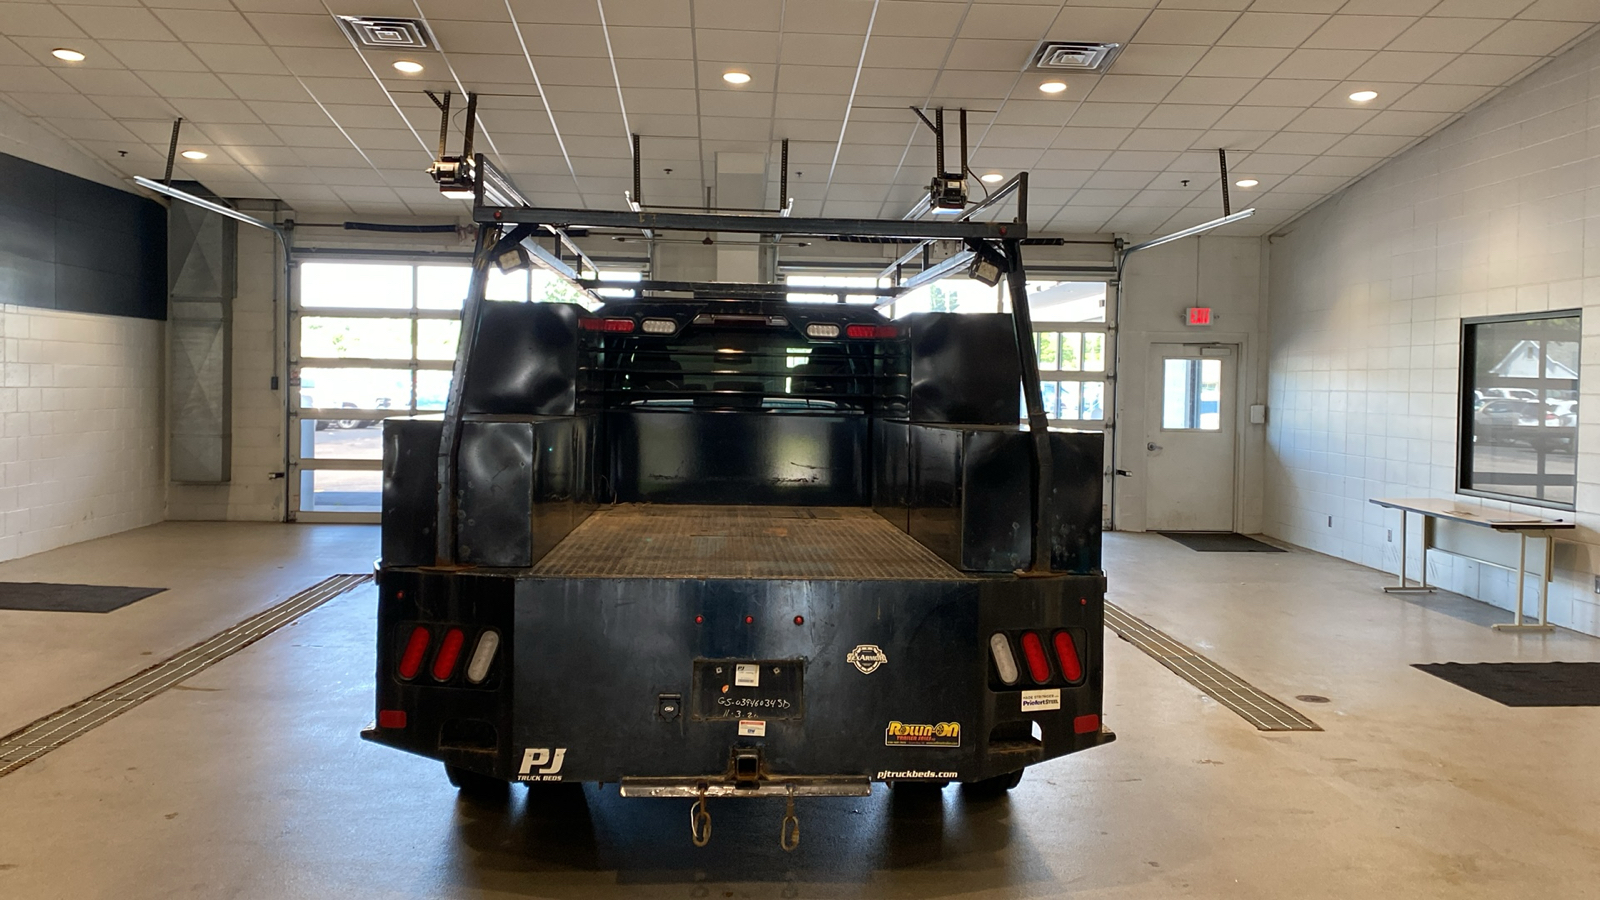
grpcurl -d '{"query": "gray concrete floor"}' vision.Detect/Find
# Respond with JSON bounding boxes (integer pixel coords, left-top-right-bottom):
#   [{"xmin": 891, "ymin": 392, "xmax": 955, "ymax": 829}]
[{"xmin": 1, "ymin": 524, "xmax": 1598, "ymax": 899}]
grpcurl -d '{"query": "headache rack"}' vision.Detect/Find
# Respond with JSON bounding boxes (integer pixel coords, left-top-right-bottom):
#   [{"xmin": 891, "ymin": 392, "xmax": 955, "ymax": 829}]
[{"xmin": 434, "ymin": 155, "xmax": 1058, "ymax": 573}]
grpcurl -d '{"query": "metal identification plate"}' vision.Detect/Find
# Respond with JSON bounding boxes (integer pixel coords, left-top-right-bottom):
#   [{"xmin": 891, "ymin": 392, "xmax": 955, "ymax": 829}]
[{"xmin": 692, "ymin": 659, "xmax": 804, "ymax": 721}]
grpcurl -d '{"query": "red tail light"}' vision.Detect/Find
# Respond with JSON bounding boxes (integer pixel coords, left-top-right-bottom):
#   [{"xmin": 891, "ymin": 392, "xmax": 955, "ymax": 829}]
[
  {"xmin": 432, "ymin": 628, "xmax": 466, "ymax": 681},
  {"xmin": 397, "ymin": 626, "xmax": 430, "ymax": 680},
  {"xmin": 1053, "ymin": 630, "xmax": 1083, "ymax": 683},
  {"xmin": 1019, "ymin": 631, "xmax": 1051, "ymax": 684},
  {"xmin": 845, "ymin": 324, "xmax": 897, "ymax": 339},
  {"xmin": 378, "ymin": 709, "xmax": 407, "ymax": 729},
  {"xmin": 580, "ymin": 317, "xmax": 636, "ymax": 333}
]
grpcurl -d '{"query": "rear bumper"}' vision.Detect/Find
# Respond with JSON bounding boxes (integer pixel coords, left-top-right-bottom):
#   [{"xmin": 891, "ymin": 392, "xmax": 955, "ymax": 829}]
[{"xmin": 368, "ymin": 567, "xmax": 1112, "ymax": 784}]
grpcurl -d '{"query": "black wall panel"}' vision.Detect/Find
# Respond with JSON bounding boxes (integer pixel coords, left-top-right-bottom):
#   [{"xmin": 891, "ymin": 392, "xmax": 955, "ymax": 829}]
[{"xmin": 0, "ymin": 152, "xmax": 166, "ymax": 320}]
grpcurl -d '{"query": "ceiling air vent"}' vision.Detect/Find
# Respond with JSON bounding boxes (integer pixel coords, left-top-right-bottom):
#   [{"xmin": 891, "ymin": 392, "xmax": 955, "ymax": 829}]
[
  {"xmin": 335, "ymin": 16, "xmax": 436, "ymax": 51},
  {"xmin": 1030, "ymin": 41, "xmax": 1121, "ymax": 74}
]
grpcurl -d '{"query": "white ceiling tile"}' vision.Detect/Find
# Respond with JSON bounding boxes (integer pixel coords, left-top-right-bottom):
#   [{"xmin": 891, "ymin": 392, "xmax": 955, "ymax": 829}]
[
  {"xmin": 0, "ymin": 3, "xmax": 85, "ymax": 37},
  {"xmin": 5, "ymin": 89, "xmax": 102, "ymax": 118},
  {"xmin": 1387, "ymin": 82, "xmax": 1493, "ymax": 111},
  {"xmin": 1252, "ymin": 130, "xmax": 1342, "ymax": 153},
  {"xmin": 1302, "ymin": 15, "xmax": 1417, "ymax": 51},
  {"xmin": 167, "ymin": 99, "xmax": 264, "ymax": 124},
  {"xmin": 1189, "ymin": 46, "xmax": 1291, "ymax": 78},
  {"xmin": 1230, "ymin": 152, "xmax": 1313, "ymax": 173},
  {"xmin": 863, "ymin": 1, "xmax": 966, "ymax": 38},
  {"xmin": 1084, "ymin": 74, "xmax": 1179, "ymax": 103},
  {"xmin": 1215, "ymin": 12, "xmax": 1329, "ymax": 48},
  {"xmin": 150, "ymin": 9, "xmax": 259, "ymax": 45},
  {"xmin": 1163, "ymin": 76, "xmax": 1259, "ymax": 104},
  {"xmin": 1239, "ymin": 78, "xmax": 1336, "ymax": 106},
  {"xmin": 783, "ymin": 0, "xmax": 877, "ymax": 35},
  {"xmin": 1050, "ymin": 126, "xmax": 1134, "ymax": 149},
  {"xmin": 270, "ymin": 124, "xmax": 355, "ymax": 147},
  {"xmin": 57, "ymin": 5, "xmax": 174, "ymax": 41},
  {"xmin": 242, "ymin": 13, "xmax": 348, "ymax": 50},
  {"xmin": 135, "ymin": 70, "xmax": 234, "ymax": 99},
  {"xmin": 1431, "ymin": 0, "xmax": 1535, "ymax": 15},
  {"xmin": 600, "ymin": 0, "xmax": 691, "ymax": 28},
  {"xmin": 1296, "ymin": 154, "xmax": 1382, "ymax": 176},
  {"xmin": 1472, "ymin": 19, "xmax": 1593, "ymax": 56},
  {"xmin": 1248, "ymin": 0, "xmax": 1346, "ymax": 11},
  {"xmin": 1356, "ymin": 109, "xmax": 1456, "ymax": 134},
  {"xmin": 1026, "ymin": 169, "xmax": 1093, "ymax": 189},
  {"xmin": 1108, "ymin": 43, "xmax": 1208, "ymax": 75},
  {"xmin": 1042, "ymin": 7, "xmax": 1153, "ymax": 44},
  {"xmin": 98, "ymin": 39, "xmax": 209, "ymax": 72},
  {"xmin": 1282, "ymin": 106, "xmax": 1376, "ymax": 132},
  {"xmin": 1269, "ymin": 49, "xmax": 1373, "ymax": 81},
  {"xmin": 984, "ymin": 123, "xmax": 1068, "ymax": 146},
  {"xmin": 1036, "ymin": 148, "xmax": 1114, "ymax": 168},
  {"xmin": 1339, "ymin": 0, "xmax": 1453, "ymax": 13},
  {"xmin": 1085, "ymin": 170, "xmax": 1158, "ymax": 189},
  {"xmin": 1215, "ymin": 105, "xmax": 1302, "ymax": 130},
  {"xmin": 1099, "ymin": 149, "xmax": 1180, "ymax": 169},
  {"xmin": 944, "ymin": 38, "xmax": 1037, "ymax": 70},
  {"xmin": 1389, "ymin": 18, "xmax": 1504, "ymax": 53},
  {"xmin": 1349, "ymin": 50, "xmax": 1457, "ymax": 81},
  {"xmin": 1120, "ymin": 127, "xmax": 1206, "ymax": 149},
  {"xmin": 1131, "ymin": 9, "xmax": 1241, "ymax": 45},
  {"xmin": 1133, "ymin": 103, "xmax": 1224, "ymax": 130},
  {"xmin": 1325, "ymin": 132, "xmax": 1417, "ymax": 156},
  {"xmin": 55, "ymin": 67, "xmax": 154, "ymax": 96},
  {"xmin": 1518, "ymin": 0, "xmax": 1600, "ymax": 21},
  {"xmin": 957, "ymin": 4, "xmax": 1058, "ymax": 39},
  {"xmin": 1429, "ymin": 53, "xmax": 1542, "ymax": 84},
  {"xmin": 1069, "ymin": 102, "xmax": 1155, "ymax": 127},
  {"xmin": 697, "ymin": 28, "xmax": 782, "ymax": 62}
]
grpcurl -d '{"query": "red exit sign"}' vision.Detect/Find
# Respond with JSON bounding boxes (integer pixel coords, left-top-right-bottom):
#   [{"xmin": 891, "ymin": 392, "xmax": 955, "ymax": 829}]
[{"xmin": 1185, "ymin": 307, "xmax": 1213, "ymax": 326}]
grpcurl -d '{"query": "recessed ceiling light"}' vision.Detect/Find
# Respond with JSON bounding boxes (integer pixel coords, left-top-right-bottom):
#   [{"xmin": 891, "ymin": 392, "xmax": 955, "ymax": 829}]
[
  {"xmin": 1039, "ymin": 81, "xmax": 1067, "ymax": 94},
  {"xmin": 1349, "ymin": 90, "xmax": 1378, "ymax": 102},
  {"xmin": 181, "ymin": 150, "xmax": 208, "ymax": 160},
  {"xmin": 723, "ymin": 71, "xmax": 751, "ymax": 85},
  {"xmin": 393, "ymin": 60, "xmax": 424, "ymax": 74},
  {"xmin": 1235, "ymin": 179, "xmax": 1258, "ymax": 188},
  {"xmin": 980, "ymin": 173, "xmax": 1004, "ymax": 183},
  {"xmin": 51, "ymin": 48, "xmax": 85, "ymax": 62}
]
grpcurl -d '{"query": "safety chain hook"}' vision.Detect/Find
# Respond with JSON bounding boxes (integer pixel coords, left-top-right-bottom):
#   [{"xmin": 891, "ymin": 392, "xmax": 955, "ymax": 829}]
[
  {"xmin": 690, "ymin": 785, "xmax": 713, "ymax": 847},
  {"xmin": 780, "ymin": 786, "xmax": 800, "ymax": 852}
]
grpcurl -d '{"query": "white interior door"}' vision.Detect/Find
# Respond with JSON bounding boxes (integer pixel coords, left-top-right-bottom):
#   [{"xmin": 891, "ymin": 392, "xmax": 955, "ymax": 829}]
[{"xmin": 1145, "ymin": 344, "xmax": 1236, "ymax": 532}]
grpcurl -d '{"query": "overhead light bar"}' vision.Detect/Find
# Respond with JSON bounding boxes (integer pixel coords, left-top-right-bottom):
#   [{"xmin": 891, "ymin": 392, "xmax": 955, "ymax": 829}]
[
  {"xmin": 132, "ymin": 176, "xmax": 279, "ymax": 232},
  {"xmin": 1121, "ymin": 208, "xmax": 1255, "ymax": 259}
]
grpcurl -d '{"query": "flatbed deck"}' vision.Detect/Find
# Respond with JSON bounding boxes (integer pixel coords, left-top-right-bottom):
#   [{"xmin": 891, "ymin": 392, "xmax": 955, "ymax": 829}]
[{"xmin": 531, "ymin": 505, "xmax": 968, "ymax": 580}]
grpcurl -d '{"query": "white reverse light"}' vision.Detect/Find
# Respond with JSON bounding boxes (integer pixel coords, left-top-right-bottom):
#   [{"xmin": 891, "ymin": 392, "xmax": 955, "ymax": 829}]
[
  {"xmin": 465, "ymin": 630, "xmax": 499, "ymax": 684},
  {"xmin": 990, "ymin": 633, "xmax": 1020, "ymax": 685}
]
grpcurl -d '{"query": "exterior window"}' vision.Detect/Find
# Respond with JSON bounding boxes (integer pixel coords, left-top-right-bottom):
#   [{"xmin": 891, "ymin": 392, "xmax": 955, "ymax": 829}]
[
  {"xmin": 1459, "ymin": 311, "xmax": 1579, "ymax": 509},
  {"xmin": 1160, "ymin": 358, "xmax": 1221, "ymax": 431}
]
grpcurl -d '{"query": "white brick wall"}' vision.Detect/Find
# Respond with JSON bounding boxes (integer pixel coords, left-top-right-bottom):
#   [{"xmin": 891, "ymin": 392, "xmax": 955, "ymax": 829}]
[
  {"xmin": 0, "ymin": 304, "xmax": 165, "ymax": 561},
  {"xmin": 1265, "ymin": 34, "xmax": 1600, "ymax": 636}
]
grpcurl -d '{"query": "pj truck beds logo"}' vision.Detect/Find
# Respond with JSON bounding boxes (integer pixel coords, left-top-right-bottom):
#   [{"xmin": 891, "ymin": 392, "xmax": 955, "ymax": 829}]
[{"xmin": 518, "ymin": 748, "xmax": 566, "ymax": 781}]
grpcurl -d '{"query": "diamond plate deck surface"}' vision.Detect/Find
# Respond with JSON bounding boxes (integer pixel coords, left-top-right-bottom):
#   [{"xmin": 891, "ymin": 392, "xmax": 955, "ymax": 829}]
[{"xmin": 532, "ymin": 505, "xmax": 968, "ymax": 580}]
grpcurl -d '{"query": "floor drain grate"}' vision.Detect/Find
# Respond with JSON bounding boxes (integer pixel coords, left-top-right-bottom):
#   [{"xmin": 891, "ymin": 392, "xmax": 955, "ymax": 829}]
[
  {"xmin": 0, "ymin": 574, "xmax": 371, "ymax": 778},
  {"xmin": 1104, "ymin": 601, "xmax": 1321, "ymax": 732}
]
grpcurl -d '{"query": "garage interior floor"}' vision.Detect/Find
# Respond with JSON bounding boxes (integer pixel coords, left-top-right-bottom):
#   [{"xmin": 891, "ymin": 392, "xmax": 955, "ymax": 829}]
[{"xmin": 1, "ymin": 523, "xmax": 1597, "ymax": 900}]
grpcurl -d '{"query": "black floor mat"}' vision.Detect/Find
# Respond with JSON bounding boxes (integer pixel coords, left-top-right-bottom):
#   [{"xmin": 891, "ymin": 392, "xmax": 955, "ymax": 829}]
[
  {"xmin": 1414, "ymin": 662, "xmax": 1600, "ymax": 707},
  {"xmin": 1158, "ymin": 532, "xmax": 1286, "ymax": 553},
  {"xmin": 0, "ymin": 582, "xmax": 166, "ymax": 613}
]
